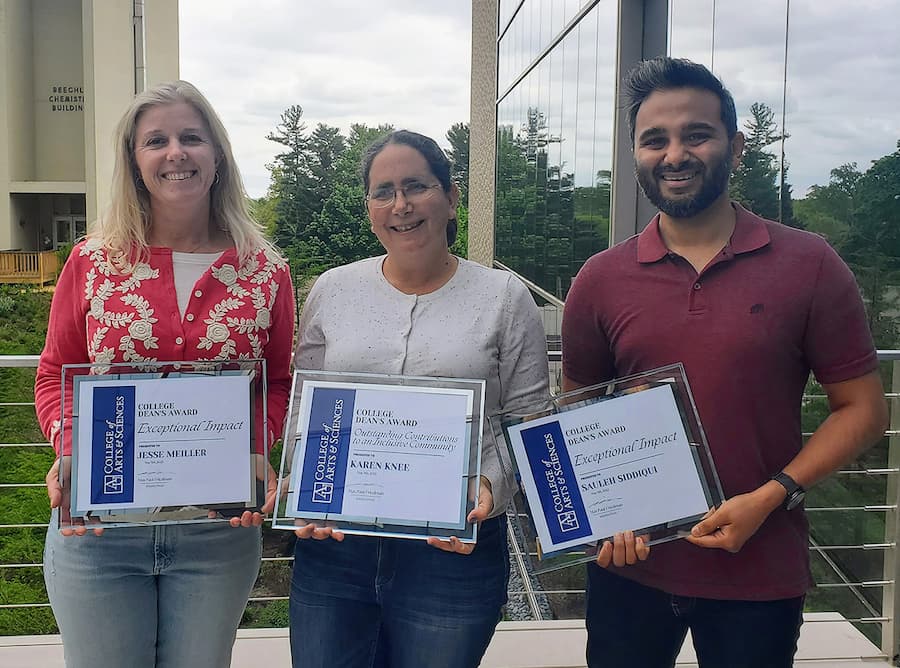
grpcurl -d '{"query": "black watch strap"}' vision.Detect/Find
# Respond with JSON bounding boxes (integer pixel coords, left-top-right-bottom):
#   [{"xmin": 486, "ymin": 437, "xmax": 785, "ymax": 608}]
[{"xmin": 772, "ymin": 471, "xmax": 806, "ymax": 510}]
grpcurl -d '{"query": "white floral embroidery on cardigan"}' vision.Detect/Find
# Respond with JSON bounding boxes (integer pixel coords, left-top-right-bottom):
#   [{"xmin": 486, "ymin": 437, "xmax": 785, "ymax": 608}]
[{"xmin": 79, "ymin": 244, "xmax": 287, "ymax": 370}]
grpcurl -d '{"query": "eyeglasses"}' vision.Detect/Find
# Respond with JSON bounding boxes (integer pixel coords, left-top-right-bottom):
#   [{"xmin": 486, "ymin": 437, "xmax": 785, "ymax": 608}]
[{"xmin": 365, "ymin": 182, "xmax": 444, "ymax": 208}]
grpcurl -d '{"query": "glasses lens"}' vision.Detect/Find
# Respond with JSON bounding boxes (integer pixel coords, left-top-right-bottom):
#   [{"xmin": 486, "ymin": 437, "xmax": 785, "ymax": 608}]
[
  {"xmin": 368, "ymin": 188, "xmax": 394, "ymax": 208},
  {"xmin": 367, "ymin": 184, "xmax": 440, "ymax": 208},
  {"xmin": 406, "ymin": 183, "xmax": 439, "ymax": 203}
]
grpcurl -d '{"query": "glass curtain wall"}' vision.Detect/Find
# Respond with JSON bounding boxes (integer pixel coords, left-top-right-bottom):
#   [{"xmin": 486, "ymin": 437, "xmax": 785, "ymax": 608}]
[
  {"xmin": 670, "ymin": 0, "xmax": 900, "ymax": 645},
  {"xmin": 496, "ymin": 1, "xmax": 617, "ymax": 300}
]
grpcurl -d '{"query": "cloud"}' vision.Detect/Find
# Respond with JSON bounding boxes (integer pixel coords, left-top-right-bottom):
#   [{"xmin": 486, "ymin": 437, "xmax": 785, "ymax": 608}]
[
  {"xmin": 179, "ymin": 1, "xmax": 472, "ymax": 197},
  {"xmin": 179, "ymin": 0, "xmax": 900, "ymax": 200},
  {"xmin": 670, "ymin": 0, "xmax": 900, "ymax": 194}
]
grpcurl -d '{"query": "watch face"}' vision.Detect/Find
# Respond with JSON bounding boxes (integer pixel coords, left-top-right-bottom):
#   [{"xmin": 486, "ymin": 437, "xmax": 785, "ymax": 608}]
[{"xmin": 786, "ymin": 490, "xmax": 806, "ymax": 511}]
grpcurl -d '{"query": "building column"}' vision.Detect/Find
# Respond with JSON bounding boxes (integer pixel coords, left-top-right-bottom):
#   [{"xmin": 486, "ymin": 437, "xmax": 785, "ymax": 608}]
[
  {"xmin": 468, "ymin": 0, "xmax": 499, "ymax": 267},
  {"xmin": 608, "ymin": 0, "xmax": 668, "ymax": 244},
  {"xmin": 82, "ymin": 0, "xmax": 136, "ymax": 225},
  {"xmin": 143, "ymin": 0, "xmax": 179, "ymax": 89}
]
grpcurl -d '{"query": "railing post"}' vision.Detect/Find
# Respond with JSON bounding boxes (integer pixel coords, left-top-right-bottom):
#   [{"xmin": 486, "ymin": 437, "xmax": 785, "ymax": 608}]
[{"xmin": 882, "ymin": 359, "xmax": 900, "ymax": 661}]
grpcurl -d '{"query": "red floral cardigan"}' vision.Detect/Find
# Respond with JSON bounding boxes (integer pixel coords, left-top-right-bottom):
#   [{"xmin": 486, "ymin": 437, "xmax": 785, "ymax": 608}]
[{"xmin": 35, "ymin": 239, "xmax": 295, "ymax": 456}]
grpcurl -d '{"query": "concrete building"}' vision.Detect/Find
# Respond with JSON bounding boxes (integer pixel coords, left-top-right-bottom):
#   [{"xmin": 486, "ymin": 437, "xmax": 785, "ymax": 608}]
[{"xmin": 0, "ymin": 0, "xmax": 178, "ymax": 281}]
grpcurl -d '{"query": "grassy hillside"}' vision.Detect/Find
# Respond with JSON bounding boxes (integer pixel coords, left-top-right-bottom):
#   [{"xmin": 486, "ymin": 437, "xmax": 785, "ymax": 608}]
[{"xmin": 0, "ymin": 285, "xmax": 56, "ymax": 634}]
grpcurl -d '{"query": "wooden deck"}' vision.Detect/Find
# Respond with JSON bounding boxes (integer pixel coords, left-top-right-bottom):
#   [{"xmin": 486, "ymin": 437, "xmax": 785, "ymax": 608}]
[{"xmin": 0, "ymin": 251, "xmax": 58, "ymax": 285}]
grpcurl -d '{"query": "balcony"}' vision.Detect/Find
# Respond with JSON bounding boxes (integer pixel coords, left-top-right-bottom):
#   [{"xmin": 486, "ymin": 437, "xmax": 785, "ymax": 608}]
[
  {"xmin": 0, "ymin": 252, "xmax": 59, "ymax": 286},
  {"xmin": 1, "ymin": 352, "xmax": 898, "ymax": 667}
]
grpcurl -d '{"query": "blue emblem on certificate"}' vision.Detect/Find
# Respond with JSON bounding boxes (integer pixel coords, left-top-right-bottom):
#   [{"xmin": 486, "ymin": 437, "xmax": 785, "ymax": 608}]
[
  {"xmin": 89, "ymin": 386, "xmax": 136, "ymax": 504},
  {"xmin": 273, "ymin": 371, "xmax": 486, "ymax": 543},
  {"xmin": 519, "ymin": 420, "xmax": 592, "ymax": 545},
  {"xmin": 297, "ymin": 387, "xmax": 355, "ymax": 513},
  {"xmin": 58, "ymin": 359, "xmax": 269, "ymax": 530},
  {"xmin": 497, "ymin": 363, "xmax": 724, "ymax": 572}
]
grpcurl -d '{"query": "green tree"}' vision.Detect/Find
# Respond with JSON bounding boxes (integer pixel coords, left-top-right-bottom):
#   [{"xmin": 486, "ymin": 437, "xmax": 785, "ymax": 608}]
[
  {"xmin": 446, "ymin": 122, "xmax": 470, "ymax": 208},
  {"xmin": 450, "ymin": 204, "xmax": 469, "ymax": 258},
  {"xmin": 248, "ymin": 195, "xmax": 278, "ymax": 238},
  {"xmin": 305, "ymin": 124, "xmax": 346, "ymax": 208},
  {"xmin": 729, "ymin": 102, "xmax": 799, "ymax": 227},
  {"xmin": 265, "ymin": 113, "xmax": 475, "ymax": 280},
  {"xmin": 272, "ymin": 122, "xmax": 394, "ymax": 281},
  {"xmin": 730, "ymin": 102, "xmax": 781, "ymax": 221},
  {"xmin": 265, "ymin": 105, "xmax": 316, "ymax": 251},
  {"xmin": 796, "ymin": 144, "xmax": 900, "ymax": 348},
  {"xmin": 794, "ymin": 163, "xmax": 860, "ymax": 244},
  {"xmin": 841, "ymin": 141, "xmax": 900, "ymax": 347}
]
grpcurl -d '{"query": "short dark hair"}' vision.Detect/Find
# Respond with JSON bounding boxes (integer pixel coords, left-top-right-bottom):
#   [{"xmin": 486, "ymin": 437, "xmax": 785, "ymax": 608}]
[
  {"xmin": 361, "ymin": 130, "xmax": 458, "ymax": 247},
  {"xmin": 623, "ymin": 57, "xmax": 738, "ymax": 143}
]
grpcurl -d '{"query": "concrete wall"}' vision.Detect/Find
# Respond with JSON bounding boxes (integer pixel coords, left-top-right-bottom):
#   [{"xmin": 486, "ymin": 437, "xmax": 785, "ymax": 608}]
[
  {"xmin": 82, "ymin": 0, "xmax": 136, "ymax": 224},
  {"xmin": 82, "ymin": 0, "xmax": 179, "ymax": 223},
  {"xmin": 9, "ymin": 195, "xmax": 37, "ymax": 250},
  {"xmin": 33, "ymin": 0, "xmax": 84, "ymax": 182},
  {"xmin": 3, "ymin": 0, "xmax": 35, "ymax": 182},
  {"xmin": 144, "ymin": 0, "xmax": 179, "ymax": 88},
  {"xmin": 0, "ymin": 0, "xmax": 35, "ymax": 248},
  {"xmin": 0, "ymin": 0, "xmax": 178, "ymax": 249}
]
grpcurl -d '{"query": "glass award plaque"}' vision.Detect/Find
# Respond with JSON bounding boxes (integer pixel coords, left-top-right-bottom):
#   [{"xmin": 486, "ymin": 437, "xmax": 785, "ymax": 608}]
[
  {"xmin": 56, "ymin": 359, "xmax": 268, "ymax": 530},
  {"xmin": 271, "ymin": 370, "xmax": 486, "ymax": 542},
  {"xmin": 494, "ymin": 363, "xmax": 724, "ymax": 573}
]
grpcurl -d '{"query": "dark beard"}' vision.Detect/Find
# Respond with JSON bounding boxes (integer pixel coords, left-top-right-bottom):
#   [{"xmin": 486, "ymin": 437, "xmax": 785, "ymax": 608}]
[{"xmin": 635, "ymin": 148, "xmax": 732, "ymax": 218}]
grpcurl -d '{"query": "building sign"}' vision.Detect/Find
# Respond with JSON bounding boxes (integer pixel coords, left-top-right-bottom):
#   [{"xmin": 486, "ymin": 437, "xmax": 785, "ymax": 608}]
[{"xmin": 48, "ymin": 85, "xmax": 84, "ymax": 112}]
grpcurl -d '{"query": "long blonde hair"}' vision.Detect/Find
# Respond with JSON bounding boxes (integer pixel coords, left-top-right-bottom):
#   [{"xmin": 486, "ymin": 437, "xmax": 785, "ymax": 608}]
[{"xmin": 90, "ymin": 80, "xmax": 277, "ymax": 270}]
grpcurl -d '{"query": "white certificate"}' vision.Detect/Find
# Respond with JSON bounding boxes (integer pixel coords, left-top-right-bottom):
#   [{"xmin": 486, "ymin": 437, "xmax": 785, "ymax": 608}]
[
  {"xmin": 506, "ymin": 384, "xmax": 709, "ymax": 553},
  {"xmin": 286, "ymin": 381, "xmax": 474, "ymax": 529},
  {"xmin": 71, "ymin": 374, "xmax": 253, "ymax": 513}
]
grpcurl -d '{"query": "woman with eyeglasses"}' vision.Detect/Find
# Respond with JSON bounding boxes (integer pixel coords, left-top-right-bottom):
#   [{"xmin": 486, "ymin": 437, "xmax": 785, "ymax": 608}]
[{"xmin": 290, "ymin": 130, "xmax": 550, "ymax": 667}]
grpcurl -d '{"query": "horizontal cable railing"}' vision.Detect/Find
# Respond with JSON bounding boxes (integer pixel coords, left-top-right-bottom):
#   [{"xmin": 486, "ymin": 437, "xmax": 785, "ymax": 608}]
[{"xmin": 1, "ymin": 352, "xmax": 898, "ymax": 660}]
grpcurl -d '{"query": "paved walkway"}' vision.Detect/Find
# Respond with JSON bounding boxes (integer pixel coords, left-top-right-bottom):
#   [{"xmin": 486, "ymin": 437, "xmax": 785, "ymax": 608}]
[{"xmin": 0, "ymin": 614, "xmax": 890, "ymax": 667}]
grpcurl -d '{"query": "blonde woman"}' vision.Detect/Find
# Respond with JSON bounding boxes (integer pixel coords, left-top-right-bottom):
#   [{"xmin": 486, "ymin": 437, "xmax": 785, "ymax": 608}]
[{"xmin": 35, "ymin": 80, "xmax": 294, "ymax": 668}]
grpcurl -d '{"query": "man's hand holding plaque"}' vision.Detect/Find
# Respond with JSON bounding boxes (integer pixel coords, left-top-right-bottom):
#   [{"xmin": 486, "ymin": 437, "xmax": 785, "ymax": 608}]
[{"xmin": 498, "ymin": 364, "xmax": 723, "ymax": 573}]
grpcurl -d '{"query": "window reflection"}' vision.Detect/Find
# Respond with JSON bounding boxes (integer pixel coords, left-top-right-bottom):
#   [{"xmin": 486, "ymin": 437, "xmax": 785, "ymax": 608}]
[
  {"xmin": 495, "ymin": 2, "xmax": 616, "ymax": 299},
  {"xmin": 499, "ymin": 1, "xmax": 519, "ymax": 34},
  {"xmin": 668, "ymin": 0, "xmax": 900, "ymax": 646},
  {"xmin": 668, "ymin": 0, "xmax": 900, "ymax": 349}
]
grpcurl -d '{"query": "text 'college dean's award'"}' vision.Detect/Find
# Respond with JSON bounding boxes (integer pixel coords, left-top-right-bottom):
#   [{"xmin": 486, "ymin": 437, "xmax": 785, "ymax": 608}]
[
  {"xmin": 71, "ymin": 374, "xmax": 253, "ymax": 513},
  {"xmin": 274, "ymin": 372, "xmax": 485, "ymax": 542},
  {"xmin": 503, "ymin": 371, "xmax": 720, "ymax": 560}
]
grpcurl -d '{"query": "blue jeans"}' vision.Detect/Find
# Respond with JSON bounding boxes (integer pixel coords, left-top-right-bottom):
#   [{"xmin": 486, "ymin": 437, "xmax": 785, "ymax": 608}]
[
  {"xmin": 44, "ymin": 518, "xmax": 261, "ymax": 668},
  {"xmin": 585, "ymin": 564, "xmax": 804, "ymax": 668},
  {"xmin": 290, "ymin": 516, "xmax": 509, "ymax": 668}
]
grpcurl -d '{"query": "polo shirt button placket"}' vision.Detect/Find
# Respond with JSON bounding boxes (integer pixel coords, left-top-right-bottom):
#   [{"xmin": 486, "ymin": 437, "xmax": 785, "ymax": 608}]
[{"xmin": 689, "ymin": 281, "xmax": 706, "ymax": 313}]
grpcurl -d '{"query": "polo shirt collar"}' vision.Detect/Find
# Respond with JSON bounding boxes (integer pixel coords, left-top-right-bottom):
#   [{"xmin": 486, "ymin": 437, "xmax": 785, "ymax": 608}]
[{"xmin": 636, "ymin": 201, "xmax": 771, "ymax": 264}]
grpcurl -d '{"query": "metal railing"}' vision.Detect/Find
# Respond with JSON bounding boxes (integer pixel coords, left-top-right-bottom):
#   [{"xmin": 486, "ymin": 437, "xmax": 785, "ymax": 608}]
[{"xmin": 1, "ymin": 352, "xmax": 898, "ymax": 662}]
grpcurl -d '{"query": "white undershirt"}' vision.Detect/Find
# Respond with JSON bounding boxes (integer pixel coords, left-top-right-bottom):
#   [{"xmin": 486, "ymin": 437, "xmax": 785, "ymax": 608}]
[{"xmin": 171, "ymin": 251, "xmax": 223, "ymax": 318}]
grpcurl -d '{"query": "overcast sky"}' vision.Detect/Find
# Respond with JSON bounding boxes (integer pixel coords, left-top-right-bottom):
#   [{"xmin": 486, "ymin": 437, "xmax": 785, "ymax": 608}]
[
  {"xmin": 180, "ymin": 1, "xmax": 900, "ymax": 199},
  {"xmin": 179, "ymin": 1, "xmax": 472, "ymax": 198}
]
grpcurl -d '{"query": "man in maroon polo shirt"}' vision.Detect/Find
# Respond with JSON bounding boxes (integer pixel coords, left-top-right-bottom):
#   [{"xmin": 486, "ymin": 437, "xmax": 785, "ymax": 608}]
[{"xmin": 562, "ymin": 57, "xmax": 889, "ymax": 668}]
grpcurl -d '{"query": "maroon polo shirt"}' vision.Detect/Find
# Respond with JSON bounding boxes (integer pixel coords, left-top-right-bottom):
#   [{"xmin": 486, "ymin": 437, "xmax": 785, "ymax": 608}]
[{"xmin": 562, "ymin": 203, "xmax": 878, "ymax": 600}]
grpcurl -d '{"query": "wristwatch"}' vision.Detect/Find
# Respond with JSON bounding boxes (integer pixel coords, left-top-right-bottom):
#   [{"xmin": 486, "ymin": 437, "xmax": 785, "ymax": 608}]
[{"xmin": 772, "ymin": 472, "xmax": 806, "ymax": 510}]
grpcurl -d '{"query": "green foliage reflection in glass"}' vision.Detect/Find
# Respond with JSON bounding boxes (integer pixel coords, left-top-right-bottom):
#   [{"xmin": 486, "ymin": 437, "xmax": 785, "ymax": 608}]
[{"xmin": 495, "ymin": 107, "xmax": 609, "ymax": 300}]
